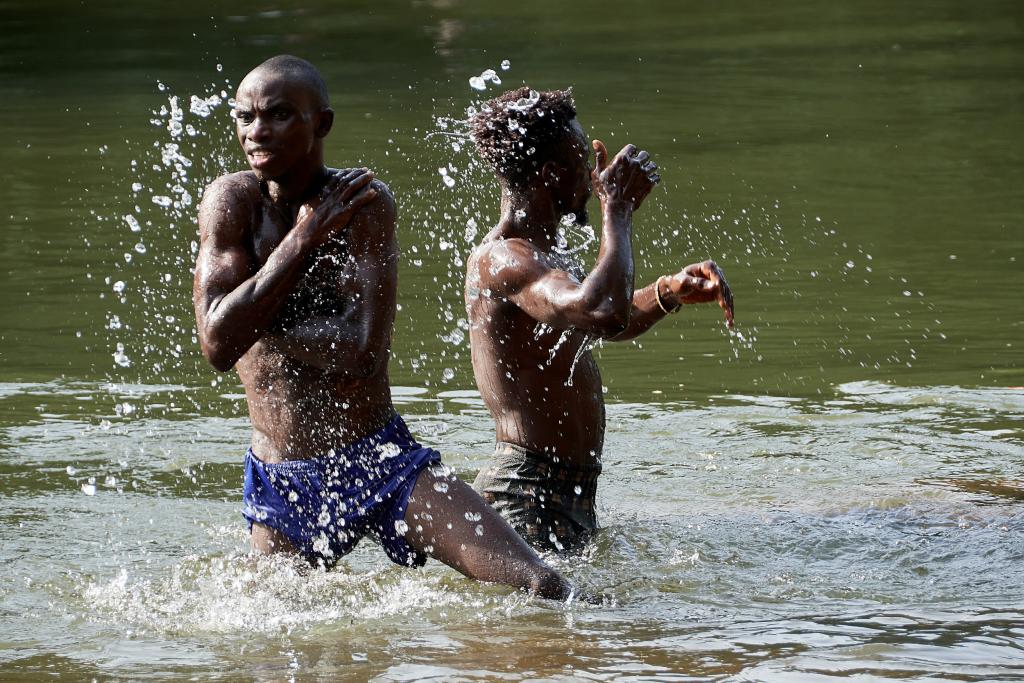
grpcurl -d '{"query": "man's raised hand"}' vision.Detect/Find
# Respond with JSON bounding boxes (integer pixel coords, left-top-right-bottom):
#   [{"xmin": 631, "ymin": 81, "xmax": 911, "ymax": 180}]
[
  {"xmin": 297, "ymin": 168, "xmax": 378, "ymax": 247},
  {"xmin": 591, "ymin": 140, "xmax": 660, "ymax": 211},
  {"xmin": 668, "ymin": 260, "xmax": 735, "ymax": 327}
]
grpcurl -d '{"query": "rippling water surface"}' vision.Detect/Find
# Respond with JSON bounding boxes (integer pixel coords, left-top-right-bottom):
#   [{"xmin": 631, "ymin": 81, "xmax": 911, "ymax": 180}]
[
  {"xmin": 2, "ymin": 382, "xmax": 1021, "ymax": 680},
  {"xmin": 1, "ymin": 0, "xmax": 1022, "ymax": 679}
]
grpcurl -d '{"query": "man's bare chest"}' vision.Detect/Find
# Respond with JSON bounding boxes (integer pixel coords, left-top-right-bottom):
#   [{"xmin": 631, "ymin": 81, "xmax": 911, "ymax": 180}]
[{"xmin": 250, "ymin": 206, "xmax": 354, "ymax": 316}]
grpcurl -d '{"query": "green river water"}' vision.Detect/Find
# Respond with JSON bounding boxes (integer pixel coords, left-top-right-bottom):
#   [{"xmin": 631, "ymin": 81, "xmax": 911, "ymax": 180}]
[{"xmin": 1, "ymin": 1, "xmax": 1021, "ymax": 680}]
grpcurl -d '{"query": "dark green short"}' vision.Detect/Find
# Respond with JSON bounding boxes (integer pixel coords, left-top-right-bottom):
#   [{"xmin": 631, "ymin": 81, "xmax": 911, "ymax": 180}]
[{"xmin": 472, "ymin": 442, "xmax": 601, "ymax": 553}]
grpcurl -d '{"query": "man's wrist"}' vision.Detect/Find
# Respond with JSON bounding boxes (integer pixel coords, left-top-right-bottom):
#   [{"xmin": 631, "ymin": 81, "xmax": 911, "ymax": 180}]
[
  {"xmin": 655, "ymin": 275, "xmax": 681, "ymax": 314},
  {"xmin": 602, "ymin": 199, "xmax": 634, "ymax": 219},
  {"xmin": 289, "ymin": 217, "xmax": 324, "ymax": 253}
]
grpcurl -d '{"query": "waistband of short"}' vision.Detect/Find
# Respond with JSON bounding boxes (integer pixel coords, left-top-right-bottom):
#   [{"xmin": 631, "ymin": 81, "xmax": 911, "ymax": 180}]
[
  {"xmin": 246, "ymin": 412, "xmax": 413, "ymax": 470},
  {"xmin": 493, "ymin": 441, "xmax": 603, "ymax": 476}
]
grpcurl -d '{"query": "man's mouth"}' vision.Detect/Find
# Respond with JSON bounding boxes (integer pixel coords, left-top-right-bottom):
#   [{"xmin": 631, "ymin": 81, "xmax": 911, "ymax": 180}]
[{"xmin": 247, "ymin": 150, "xmax": 274, "ymax": 169}]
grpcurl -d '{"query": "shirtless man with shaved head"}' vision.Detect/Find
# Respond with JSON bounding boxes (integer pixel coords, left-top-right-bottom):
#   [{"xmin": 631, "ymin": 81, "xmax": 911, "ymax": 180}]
[
  {"xmin": 193, "ymin": 56, "xmax": 572, "ymax": 599},
  {"xmin": 466, "ymin": 88, "xmax": 734, "ymax": 552}
]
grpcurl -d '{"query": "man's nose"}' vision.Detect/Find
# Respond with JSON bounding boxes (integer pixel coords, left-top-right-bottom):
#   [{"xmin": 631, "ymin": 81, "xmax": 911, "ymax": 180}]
[{"xmin": 249, "ymin": 116, "xmax": 271, "ymax": 142}]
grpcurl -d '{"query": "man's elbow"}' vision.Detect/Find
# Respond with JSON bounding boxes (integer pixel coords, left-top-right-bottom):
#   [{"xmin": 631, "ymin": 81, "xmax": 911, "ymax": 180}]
[
  {"xmin": 584, "ymin": 297, "xmax": 630, "ymax": 337},
  {"xmin": 592, "ymin": 309, "xmax": 629, "ymax": 338},
  {"xmin": 201, "ymin": 338, "xmax": 237, "ymax": 373},
  {"xmin": 352, "ymin": 348, "xmax": 386, "ymax": 379}
]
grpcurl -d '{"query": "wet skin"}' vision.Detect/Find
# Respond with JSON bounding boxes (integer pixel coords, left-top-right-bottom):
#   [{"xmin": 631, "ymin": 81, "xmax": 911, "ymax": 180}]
[
  {"xmin": 193, "ymin": 61, "xmax": 571, "ymax": 600},
  {"xmin": 467, "ymin": 120, "xmax": 735, "ymax": 468}
]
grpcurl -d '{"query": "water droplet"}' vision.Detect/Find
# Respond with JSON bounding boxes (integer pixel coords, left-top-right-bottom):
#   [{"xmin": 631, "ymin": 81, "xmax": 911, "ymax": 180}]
[
  {"xmin": 113, "ymin": 342, "xmax": 131, "ymax": 367},
  {"xmin": 475, "ymin": 524, "xmax": 484, "ymax": 536},
  {"xmin": 394, "ymin": 519, "xmax": 409, "ymax": 535},
  {"xmin": 376, "ymin": 442, "xmax": 402, "ymax": 460},
  {"xmin": 500, "ymin": 59, "xmax": 511, "ymax": 70}
]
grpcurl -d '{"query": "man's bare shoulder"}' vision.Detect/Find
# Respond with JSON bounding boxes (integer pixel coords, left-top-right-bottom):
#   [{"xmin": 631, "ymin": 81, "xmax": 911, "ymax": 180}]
[
  {"xmin": 472, "ymin": 236, "xmax": 549, "ymax": 295},
  {"xmin": 367, "ymin": 177, "xmax": 396, "ymax": 220},
  {"xmin": 346, "ymin": 175, "xmax": 397, "ymax": 242},
  {"xmin": 199, "ymin": 171, "xmax": 260, "ymax": 223}
]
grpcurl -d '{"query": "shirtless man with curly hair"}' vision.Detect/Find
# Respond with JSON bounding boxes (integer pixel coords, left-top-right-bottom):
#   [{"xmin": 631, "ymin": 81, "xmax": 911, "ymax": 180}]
[{"xmin": 466, "ymin": 87, "xmax": 734, "ymax": 552}]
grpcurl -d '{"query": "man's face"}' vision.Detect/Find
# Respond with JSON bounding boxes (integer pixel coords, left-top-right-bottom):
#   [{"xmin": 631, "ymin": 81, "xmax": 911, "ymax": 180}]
[
  {"xmin": 554, "ymin": 119, "xmax": 592, "ymax": 226},
  {"xmin": 232, "ymin": 73, "xmax": 324, "ymax": 181}
]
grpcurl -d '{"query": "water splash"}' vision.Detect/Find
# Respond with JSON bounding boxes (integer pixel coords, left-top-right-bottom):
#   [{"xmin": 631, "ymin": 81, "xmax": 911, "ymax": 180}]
[{"xmin": 99, "ymin": 67, "xmax": 238, "ymax": 421}]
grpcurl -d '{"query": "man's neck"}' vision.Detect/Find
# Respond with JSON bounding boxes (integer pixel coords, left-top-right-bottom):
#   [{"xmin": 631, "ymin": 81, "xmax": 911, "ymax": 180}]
[
  {"xmin": 264, "ymin": 162, "xmax": 328, "ymax": 206},
  {"xmin": 498, "ymin": 188, "xmax": 560, "ymax": 250}
]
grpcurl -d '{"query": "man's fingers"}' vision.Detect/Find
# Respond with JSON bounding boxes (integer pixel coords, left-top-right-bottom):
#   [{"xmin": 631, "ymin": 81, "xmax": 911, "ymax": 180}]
[
  {"xmin": 329, "ymin": 167, "xmax": 368, "ymax": 190},
  {"xmin": 333, "ymin": 167, "xmax": 364, "ymax": 186},
  {"xmin": 709, "ymin": 264, "xmax": 735, "ymax": 326},
  {"xmin": 347, "ymin": 186, "xmax": 378, "ymax": 208},
  {"xmin": 617, "ymin": 144, "xmax": 638, "ymax": 162},
  {"xmin": 592, "ymin": 140, "xmax": 608, "ymax": 173},
  {"xmin": 326, "ymin": 188, "xmax": 377, "ymax": 231},
  {"xmin": 634, "ymin": 150, "xmax": 650, "ymax": 165},
  {"xmin": 338, "ymin": 171, "xmax": 374, "ymax": 202},
  {"xmin": 678, "ymin": 261, "xmax": 735, "ymax": 325}
]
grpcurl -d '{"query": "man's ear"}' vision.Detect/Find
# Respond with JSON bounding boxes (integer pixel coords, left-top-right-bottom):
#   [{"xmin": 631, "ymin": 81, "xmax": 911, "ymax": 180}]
[{"xmin": 315, "ymin": 108, "xmax": 334, "ymax": 138}]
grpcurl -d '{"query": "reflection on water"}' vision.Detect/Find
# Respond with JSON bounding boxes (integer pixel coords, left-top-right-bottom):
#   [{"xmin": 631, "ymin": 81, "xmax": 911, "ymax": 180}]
[{"xmin": 1, "ymin": 381, "xmax": 1021, "ymax": 679}]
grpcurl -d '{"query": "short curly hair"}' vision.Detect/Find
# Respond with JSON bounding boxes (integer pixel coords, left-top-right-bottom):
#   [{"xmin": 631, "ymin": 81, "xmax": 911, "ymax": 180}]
[{"xmin": 469, "ymin": 87, "xmax": 578, "ymax": 190}]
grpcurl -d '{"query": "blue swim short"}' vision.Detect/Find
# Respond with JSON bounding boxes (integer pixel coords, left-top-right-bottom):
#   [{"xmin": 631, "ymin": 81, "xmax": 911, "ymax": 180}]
[{"xmin": 242, "ymin": 414, "xmax": 441, "ymax": 567}]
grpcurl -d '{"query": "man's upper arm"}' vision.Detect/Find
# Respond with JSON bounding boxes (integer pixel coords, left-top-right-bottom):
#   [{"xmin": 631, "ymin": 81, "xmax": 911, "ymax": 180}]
[
  {"xmin": 477, "ymin": 239, "xmax": 589, "ymax": 330},
  {"xmin": 192, "ymin": 176, "xmax": 254, "ymax": 343},
  {"xmin": 339, "ymin": 179, "xmax": 398, "ymax": 348}
]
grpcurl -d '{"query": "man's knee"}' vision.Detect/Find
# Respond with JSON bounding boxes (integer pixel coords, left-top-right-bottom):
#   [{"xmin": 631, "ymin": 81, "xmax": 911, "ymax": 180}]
[{"xmin": 528, "ymin": 566, "xmax": 570, "ymax": 600}]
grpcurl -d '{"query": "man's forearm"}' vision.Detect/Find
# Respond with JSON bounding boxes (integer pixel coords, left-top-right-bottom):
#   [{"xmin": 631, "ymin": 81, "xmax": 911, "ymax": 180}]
[
  {"xmin": 608, "ymin": 280, "xmax": 670, "ymax": 341},
  {"xmin": 202, "ymin": 230, "xmax": 317, "ymax": 369},
  {"xmin": 579, "ymin": 204, "xmax": 635, "ymax": 332}
]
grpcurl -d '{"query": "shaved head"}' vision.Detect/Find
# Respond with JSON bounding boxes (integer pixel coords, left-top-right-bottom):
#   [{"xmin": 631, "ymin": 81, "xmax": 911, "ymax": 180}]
[{"xmin": 242, "ymin": 55, "xmax": 329, "ymax": 111}]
